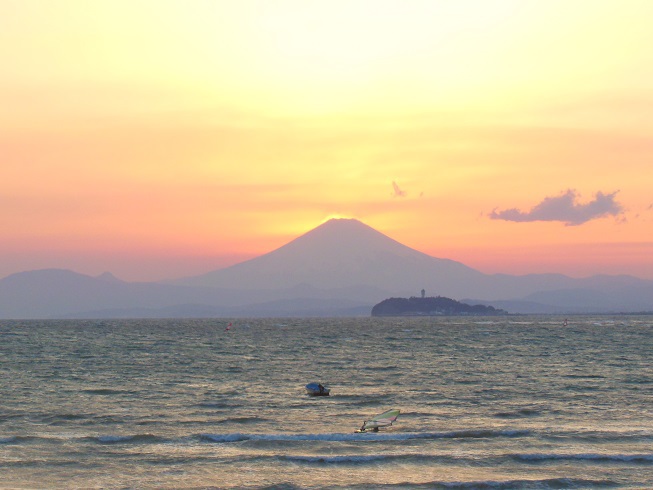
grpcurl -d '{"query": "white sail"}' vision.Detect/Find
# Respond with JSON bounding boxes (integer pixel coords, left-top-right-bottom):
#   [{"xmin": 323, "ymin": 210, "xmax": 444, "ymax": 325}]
[{"xmin": 359, "ymin": 409, "xmax": 400, "ymax": 432}]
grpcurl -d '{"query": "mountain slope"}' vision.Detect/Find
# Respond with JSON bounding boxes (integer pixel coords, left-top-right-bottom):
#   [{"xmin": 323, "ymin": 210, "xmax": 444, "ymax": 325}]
[
  {"xmin": 177, "ymin": 218, "xmax": 489, "ymax": 297},
  {"xmin": 0, "ymin": 269, "xmax": 280, "ymax": 319},
  {"xmin": 0, "ymin": 268, "xmax": 387, "ymax": 319}
]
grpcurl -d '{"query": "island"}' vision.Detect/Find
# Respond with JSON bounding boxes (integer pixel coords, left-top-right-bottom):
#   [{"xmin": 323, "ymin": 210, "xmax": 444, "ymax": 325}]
[{"xmin": 371, "ymin": 295, "xmax": 507, "ymax": 317}]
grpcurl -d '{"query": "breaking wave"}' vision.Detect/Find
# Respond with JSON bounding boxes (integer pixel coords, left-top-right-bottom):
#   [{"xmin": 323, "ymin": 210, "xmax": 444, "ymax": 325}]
[
  {"xmin": 514, "ymin": 453, "xmax": 653, "ymax": 464},
  {"xmin": 199, "ymin": 429, "xmax": 530, "ymax": 443}
]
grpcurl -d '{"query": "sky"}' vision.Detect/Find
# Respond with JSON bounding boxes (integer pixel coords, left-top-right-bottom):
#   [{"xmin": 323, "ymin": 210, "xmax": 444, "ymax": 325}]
[{"xmin": 2, "ymin": 0, "xmax": 653, "ymax": 282}]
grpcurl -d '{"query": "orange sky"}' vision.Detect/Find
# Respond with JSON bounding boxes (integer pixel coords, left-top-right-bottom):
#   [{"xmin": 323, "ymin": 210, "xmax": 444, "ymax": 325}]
[{"xmin": 2, "ymin": 0, "xmax": 653, "ymax": 281}]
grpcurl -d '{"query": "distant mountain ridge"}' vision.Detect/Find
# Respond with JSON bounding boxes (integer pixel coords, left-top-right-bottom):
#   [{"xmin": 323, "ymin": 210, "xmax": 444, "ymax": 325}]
[{"xmin": 1, "ymin": 218, "xmax": 652, "ymax": 318}]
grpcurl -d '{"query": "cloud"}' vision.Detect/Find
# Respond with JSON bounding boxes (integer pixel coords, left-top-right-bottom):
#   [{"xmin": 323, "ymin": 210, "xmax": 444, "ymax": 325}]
[
  {"xmin": 489, "ymin": 189, "xmax": 624, "ymax": 226},
  {"xmin": 392, "ymin": 181, "xmax": 407, "ymax": 198}
]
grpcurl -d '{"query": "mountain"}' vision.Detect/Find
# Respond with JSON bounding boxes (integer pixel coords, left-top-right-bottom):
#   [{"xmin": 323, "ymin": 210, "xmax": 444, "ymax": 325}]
[
  {"xmin": 174, "ymin": 218, "xmax": 653, "ymax": 305},
  {"xmin": 0, "ymin": 269, "xmax": 217, "ymax": 319},
  {"xmin": 1, "ymin": 219, "xmax": 652, "ymax": 318},
  {"xmin": 0, "ymin": 268, "xmax": 375, "ymax": 319},
  {"xmin": 176, "ymin": 218, "xmax": 488, "ymax": 297}
]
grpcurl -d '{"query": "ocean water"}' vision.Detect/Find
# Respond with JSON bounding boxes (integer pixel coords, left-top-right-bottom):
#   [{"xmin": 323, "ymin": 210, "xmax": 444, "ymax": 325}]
[{"xmin": 0, "ymin": 316, "xmax": 651, "ymax": 489}]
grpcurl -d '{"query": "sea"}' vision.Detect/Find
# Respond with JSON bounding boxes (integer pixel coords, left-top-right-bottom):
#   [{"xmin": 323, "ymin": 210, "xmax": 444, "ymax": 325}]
[{"xmin": 0, "ymin": 316, "xmax": 651, "ymax": 489}]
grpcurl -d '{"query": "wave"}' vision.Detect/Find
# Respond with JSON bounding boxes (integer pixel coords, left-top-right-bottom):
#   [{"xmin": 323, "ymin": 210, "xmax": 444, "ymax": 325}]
[
  {"xmin": 82, "ymin": 388, "xmax": 130, "ymax": 395},
  {"xmin": 213, "ymin": 416, "xmax": 269, "ymax": 425},
  {"xmin": 15, "ymin": 411, "xmax": 124, "ymax": 427},
  {"xmin": 3, "ymin": 433, "xmax": 180, "ymax": 446},
  {"xmin": 40, "ymin": 413, "xmax": 96, "ymax": 426},
  {"xmin": 332, "ymin": 395, "xmax": 390, "ymax": 405},
  {"xmin": 434, "ymin": 429, "xmax": 530, "ymax": 439},
  {"xmin": 16, "ymin": 429, "xmax": 645, "ymax": 452},
  {"xmin": 0, "ymin": 412, "xmax": 25, "ymax": 423},
  {"xmin": 362, "ymin": 365, "xmax": 400, "ymax": 372},
  {"xmin": 278, "ymin": 453, "xmax": 475, "ymax": 466},
  {"xmin": 493, "ymin": 408, "xmax": 541, "ymax": 418},
  {"xmin": 231, "ymin": 450, "xmax": 653, "ymax": 468},
  {"xmin": 544, "ymin": 429, "xmax": 653, "ymax": 442},
  {"xmin": 337, "ymin": 478, "xmax": 618, "ymax": 489},
  {"xmin": 0, "ymin": 435, "xmax": 61, "ymax": 445},
  {"xmin": 514, "ymin": 452, "xmax": 653, "ymax": 464},
  {"xmin": 283, "ymin": 454, "xmax": 405, "ymax": 464},
  {"xmin": 90, "ymin": 434, "xmax": 166, "ymax": 444},
  {"xmin": 195, "ymin": 401, "xmax": 243, "ymax": 409},
  {"xmin": 199, "ymin": 429, "xmax": 530, "ymax": 443}
]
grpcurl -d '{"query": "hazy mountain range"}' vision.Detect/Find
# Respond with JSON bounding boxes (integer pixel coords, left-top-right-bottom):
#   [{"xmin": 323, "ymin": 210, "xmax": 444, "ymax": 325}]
[{"xmin": 1, "ymin": 218, "xmax": 652, "ymax": 319}]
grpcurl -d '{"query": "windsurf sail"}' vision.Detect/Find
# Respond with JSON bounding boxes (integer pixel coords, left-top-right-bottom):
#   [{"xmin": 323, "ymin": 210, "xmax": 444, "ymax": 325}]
[{"xmin": 358, "ymin": 409, "xmax": 400, "ymax": 432}]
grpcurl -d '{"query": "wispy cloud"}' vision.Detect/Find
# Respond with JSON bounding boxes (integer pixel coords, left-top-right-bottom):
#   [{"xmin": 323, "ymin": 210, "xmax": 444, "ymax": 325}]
[
  {"xmin": 392, "ymin": 181, "xmax": 407, "ymax": 198},
  {"xmin": 489, "ymin": 189, "xmax": 624, "ymax": 226}
]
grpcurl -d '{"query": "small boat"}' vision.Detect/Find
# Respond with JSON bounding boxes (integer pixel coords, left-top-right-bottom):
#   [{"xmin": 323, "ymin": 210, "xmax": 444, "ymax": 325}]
[
  {"xmin": 355, "ymin": 409, "xmax": 400, "ymax": 432},
  {"xmin": 305, "ymin": 382, "xmax": 330, "ymax": 396}
]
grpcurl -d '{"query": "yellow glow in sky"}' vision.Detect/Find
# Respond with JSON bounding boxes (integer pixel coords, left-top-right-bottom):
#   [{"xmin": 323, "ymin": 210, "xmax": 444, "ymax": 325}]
[{"xmin": 1, "ymin": 0, "xmax": 652, "ymax": 281}]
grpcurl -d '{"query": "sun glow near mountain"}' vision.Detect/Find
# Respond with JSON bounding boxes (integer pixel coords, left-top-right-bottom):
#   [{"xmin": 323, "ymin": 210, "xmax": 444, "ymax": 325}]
[{"xmin": 1, "ymin": 0, "xmax": 653, "ymax": 281}]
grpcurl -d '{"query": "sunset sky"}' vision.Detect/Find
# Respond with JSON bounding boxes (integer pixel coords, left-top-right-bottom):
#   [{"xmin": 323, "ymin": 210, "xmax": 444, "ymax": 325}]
[{"xmin": 2, "ymin": 0, "xmax": 653, "ymax": 281}]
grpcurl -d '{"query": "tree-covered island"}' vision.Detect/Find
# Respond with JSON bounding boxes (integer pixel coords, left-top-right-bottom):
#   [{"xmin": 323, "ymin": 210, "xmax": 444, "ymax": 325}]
[{"xmin": 371, "ymin": 295, "xmax": 507, "ymax": 317}]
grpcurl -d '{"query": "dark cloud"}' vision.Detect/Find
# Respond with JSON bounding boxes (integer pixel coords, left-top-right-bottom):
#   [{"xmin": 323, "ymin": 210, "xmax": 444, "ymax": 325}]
[
  {"xmin": 489, "ymin": 189, "xmax": 624, "ymax": 226},
  {"xmin": 392, "ymin": 181, "xmax": 407, "ymax": 198}
]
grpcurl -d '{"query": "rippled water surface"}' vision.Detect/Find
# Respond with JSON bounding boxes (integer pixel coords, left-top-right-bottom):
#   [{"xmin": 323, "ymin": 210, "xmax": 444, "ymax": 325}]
[{"xmin": 1, "ymin": 317, "xmax": 651, "ymax": 488}]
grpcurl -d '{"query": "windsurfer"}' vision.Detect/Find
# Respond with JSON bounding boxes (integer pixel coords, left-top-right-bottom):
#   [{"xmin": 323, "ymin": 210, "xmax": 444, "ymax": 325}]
[
  {"xmin": 359, "ymin": 421, "xmax": 378, "ymax": 432},
  {"xmin": 357, "ymin": 409, "xmax": 400, "ymax": 433}
]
